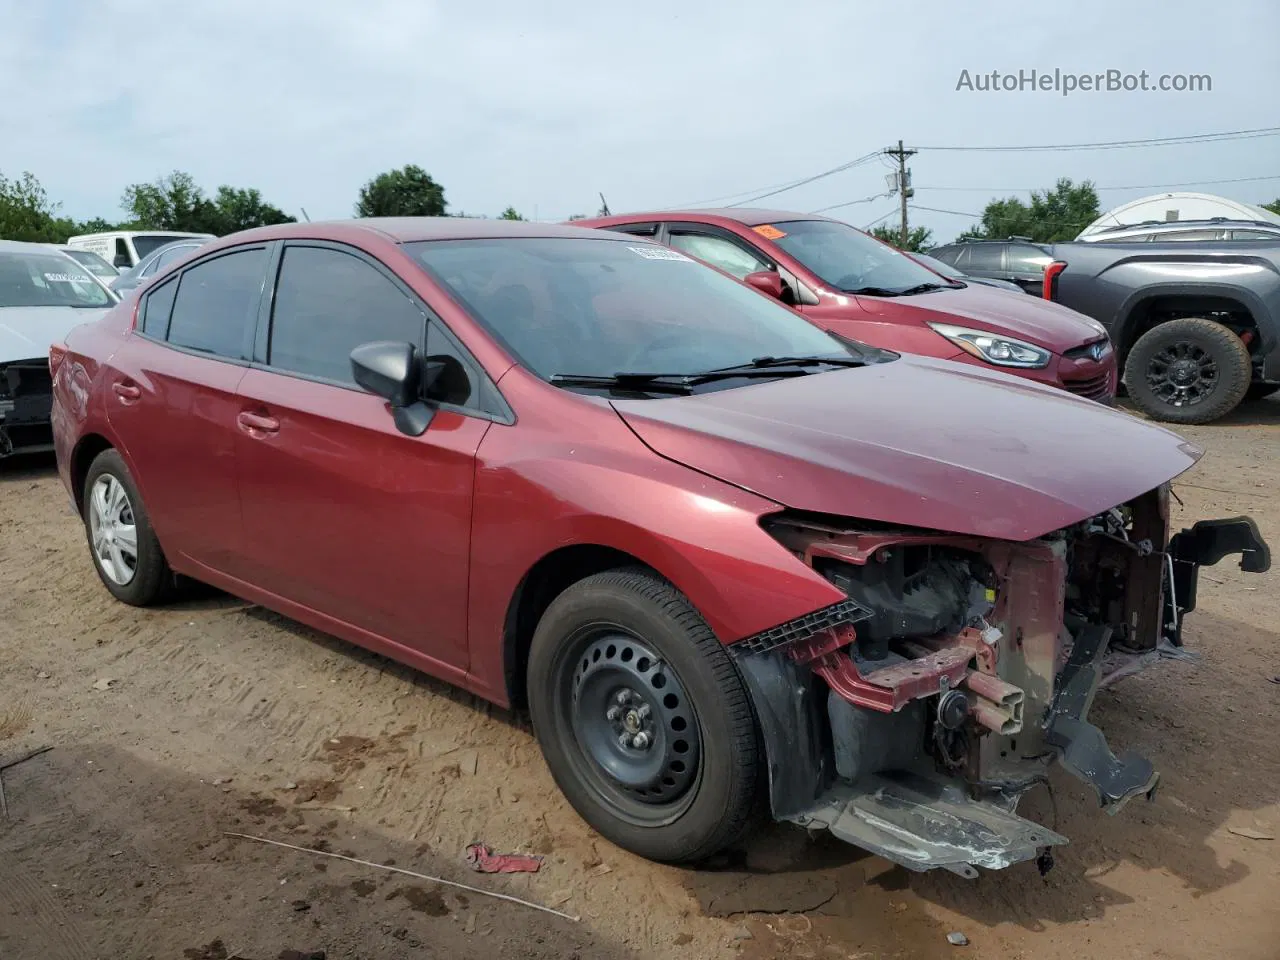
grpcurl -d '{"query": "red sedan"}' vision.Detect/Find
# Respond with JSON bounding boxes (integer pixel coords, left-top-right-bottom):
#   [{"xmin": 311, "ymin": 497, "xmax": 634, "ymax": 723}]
[
  {"xmin": 575, "ymin": 210, "xmax": 1118, "ymax": 402},
  {"xmin": 50, "ymin": 218, "xmax": 1267, "ymax": 877}
]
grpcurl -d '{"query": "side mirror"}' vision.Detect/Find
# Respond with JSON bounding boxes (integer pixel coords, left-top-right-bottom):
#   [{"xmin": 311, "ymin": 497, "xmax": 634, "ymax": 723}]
[
  {"xmin": 351, "ymin": 340, "xmax": 434, "ymax": 436},
  {"xmin": 113, "ymin": 254, "xmax": 131, "ymax": 269},
  {"xmin": 744, "ymin": 269, "xmax": 785, "ymax": 300}
]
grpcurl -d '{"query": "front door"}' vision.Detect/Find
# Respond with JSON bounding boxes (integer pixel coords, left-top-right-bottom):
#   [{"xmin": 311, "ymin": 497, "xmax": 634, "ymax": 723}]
[{"xmin": 232, "ymin": 241, "xmax": 488, "ymax": 671}]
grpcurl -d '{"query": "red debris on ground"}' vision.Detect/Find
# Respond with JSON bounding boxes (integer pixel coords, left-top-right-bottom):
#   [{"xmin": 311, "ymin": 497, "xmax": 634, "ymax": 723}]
[{"xmin": 465, "ymin": 843, "xmax": 544, "ymax": 874}]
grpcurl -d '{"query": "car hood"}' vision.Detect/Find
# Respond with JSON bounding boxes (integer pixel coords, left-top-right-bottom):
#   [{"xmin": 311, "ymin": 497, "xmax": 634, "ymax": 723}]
[
  {"xmin": 0, "ymin": 306, "xmax": 106, "ymax": 364},
  {"xmin": 611, "ymin": 355, "xmax": 1202, "ymax": 541},
  {"xmin": 854, "ymin": 284, "xmax": 1108, "ymax": 353}
]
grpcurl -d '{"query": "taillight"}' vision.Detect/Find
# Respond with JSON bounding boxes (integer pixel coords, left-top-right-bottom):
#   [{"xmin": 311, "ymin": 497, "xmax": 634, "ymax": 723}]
[
  {"xmin": 1043, "ymin": 260, "xmax": 1067, "ymax": 301},
  {"xmin": 49, "ymin": 343, "xmax": 68, "ymax": 379}
]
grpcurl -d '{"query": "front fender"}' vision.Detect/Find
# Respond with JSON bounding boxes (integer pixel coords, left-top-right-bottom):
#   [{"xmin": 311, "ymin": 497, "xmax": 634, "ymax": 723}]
[{"xmin": 465, "ymin": 421, "xmax": 847, "ymax": 704}]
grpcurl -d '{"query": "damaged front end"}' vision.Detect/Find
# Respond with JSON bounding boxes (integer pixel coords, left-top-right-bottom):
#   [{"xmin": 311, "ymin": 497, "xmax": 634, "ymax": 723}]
[
  {"xmin": 736, "ymin": 489, "xmax": 1269, "ymax": 878},
  {"xmin": 0, "ymin": 359, "xmax": 56, "ymax": 458}
]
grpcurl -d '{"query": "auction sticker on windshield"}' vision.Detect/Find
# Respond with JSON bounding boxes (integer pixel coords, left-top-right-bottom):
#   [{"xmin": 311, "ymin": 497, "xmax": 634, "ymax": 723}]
[
  {"xmin": 752, "ymin": 225, "xmax": 787, "ymax": 240},
  {"xmin": 628, "ymin": 246, "xmax": 694, "ymax": 262},
  {"xmin": 43, "ymin": 272, "xmax": 94, "ymax": 283}
]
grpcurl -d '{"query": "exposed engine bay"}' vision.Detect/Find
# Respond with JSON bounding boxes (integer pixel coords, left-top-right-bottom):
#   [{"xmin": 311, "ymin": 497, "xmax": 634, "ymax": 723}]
[
  {"xmin": 0, "ymin": 359, "xmax": 56, "ymax": 458},
  {"xmin": 735, "ymin": 486, "xmax": 1270, "ymax": 877}
]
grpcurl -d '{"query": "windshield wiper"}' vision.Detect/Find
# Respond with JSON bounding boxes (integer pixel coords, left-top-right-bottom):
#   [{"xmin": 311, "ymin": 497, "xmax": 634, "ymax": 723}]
[
  {"xmin": 895, "ymin": 281, "xmax": 956, "ymax": 295},
  {"xmin": 704, "ymin": 354, "xmax": 868, "ymax": 373},
  {"xmin": 551, "ymin": 366, "xmax": 819, "ymax": 394},
  {"xmin": 842, "ymin": 285, "xmax": 905, "ymax": 297},
  {"xmin": 549, "ymin": 373, "xmax": 695, "ymax": 394}
]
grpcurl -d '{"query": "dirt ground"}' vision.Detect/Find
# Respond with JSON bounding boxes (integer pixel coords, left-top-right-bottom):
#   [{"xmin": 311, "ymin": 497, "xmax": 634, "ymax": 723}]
[{"xmin": 1, "ymin": 398, "xmax": 1278, "ymax": 960}]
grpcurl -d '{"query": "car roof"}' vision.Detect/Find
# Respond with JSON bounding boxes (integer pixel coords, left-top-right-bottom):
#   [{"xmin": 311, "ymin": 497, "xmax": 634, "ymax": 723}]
[
  {"xmin": 1095, "ymin": 219, "xmax": 1280, "ymax": 233},
  {"xmin": 223, "ymin": 217, "xmax": 644, "ymax": 246},
  {"xmin": 0, "ymin": 239, "xmax": 83, "ymax": 255},
  {"xmin": 578, "ymin": 209, "xmax": 835, "ymax": 229}
]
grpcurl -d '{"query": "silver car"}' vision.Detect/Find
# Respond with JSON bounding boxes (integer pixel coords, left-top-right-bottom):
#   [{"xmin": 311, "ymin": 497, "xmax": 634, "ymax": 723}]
[{"xmin": 110, "ymin": 238, "xmax": 212, "ymax": 296}]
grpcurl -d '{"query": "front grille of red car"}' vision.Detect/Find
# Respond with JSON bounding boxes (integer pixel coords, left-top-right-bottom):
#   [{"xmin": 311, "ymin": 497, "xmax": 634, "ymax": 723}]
[{"xmin": 1063, "ymin": 373, "xmax": 1112, "ymax": 401}]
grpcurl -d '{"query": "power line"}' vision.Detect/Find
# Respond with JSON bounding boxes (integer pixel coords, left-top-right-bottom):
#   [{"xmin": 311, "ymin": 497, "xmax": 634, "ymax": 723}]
[
  {"xmin": 918, "ymin": 174, "xmax": 1280, "ymax": 193},
  {"xmin": 809, "ymin": 190, "xmax": 896, "ymax": 214},
  {"xmin": 916, "ymin": 126, "xmax": 1280, "ymax": 153},
  {"xmin": 908, "ymin": 203, "xmax": 1092, "ymax": 230},
  {"xmin": 672, "ymin": 150, "xmax": 882, "ymax": 209},
  {"xmin": 864, "ymin": 208, "xmax": 899, "ymax": 229}
]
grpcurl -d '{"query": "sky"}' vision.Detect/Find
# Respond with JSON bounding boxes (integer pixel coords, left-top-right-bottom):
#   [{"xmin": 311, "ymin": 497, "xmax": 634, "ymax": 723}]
[{"xmin": 2, "ymin": 0, "xmax": 1278, "ymax": 243}]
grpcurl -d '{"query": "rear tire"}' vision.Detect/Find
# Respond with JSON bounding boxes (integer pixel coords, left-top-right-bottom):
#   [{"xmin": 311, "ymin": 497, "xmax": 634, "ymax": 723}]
[
  {"xmin": 527, "ymin": 568, "xmax": 758, "ymax": 863},
  {"xmin": 82, "ymin": 449, "xmax": 171, "ymax": 606},
  {"xmin": 1123, "ymin": 318, "xmax": 1252, "ymax": 424}
]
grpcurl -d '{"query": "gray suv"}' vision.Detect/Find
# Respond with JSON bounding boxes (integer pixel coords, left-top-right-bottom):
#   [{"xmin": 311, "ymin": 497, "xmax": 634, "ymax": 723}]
[
  {"xmin": 110, "ymin": 239, "xmax": 212, "ymax": 296},
  {"xmin": 927, "ymin": 238, "xmax": 1054, "ymax": 296}
]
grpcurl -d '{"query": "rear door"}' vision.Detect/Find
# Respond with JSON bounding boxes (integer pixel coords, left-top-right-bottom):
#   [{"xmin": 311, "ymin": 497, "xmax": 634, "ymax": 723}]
[
  {"xmin": 103, "ymin": 243, "xmax": 271, "ymax": 574},
  {"xmin": 232, "ymin": 240, "xmax": 494, "ymax": 670}
]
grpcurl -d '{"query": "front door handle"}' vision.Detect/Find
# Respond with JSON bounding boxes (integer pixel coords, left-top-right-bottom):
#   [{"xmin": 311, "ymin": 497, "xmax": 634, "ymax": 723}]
[
  {"xmin": 112, "ymin": 382, "xmax": 141, "ymax": 403},
  {"xmin": 237, "ymin": 411, "xmax": 280, "ymax": 435}
]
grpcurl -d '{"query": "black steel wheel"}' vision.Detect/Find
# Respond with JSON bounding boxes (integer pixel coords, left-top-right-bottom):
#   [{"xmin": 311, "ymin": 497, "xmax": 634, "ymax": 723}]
[
  {"xmin": 527, "ymin": 567, "xmax": 758, "ymax": 863},
  {"xmin": 1124, "ymin": 317, "xmax": 1252, "ymax": 424}
]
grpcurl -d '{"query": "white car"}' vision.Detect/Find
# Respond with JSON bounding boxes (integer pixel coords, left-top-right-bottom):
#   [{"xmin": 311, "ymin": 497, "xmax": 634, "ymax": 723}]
[
  {"xmin": 0, "ymin": 240, "xmax": 118, "ymax": 458},
  {"xmin": 65, "ymin": 230, "xmax": 216, "ymax": 270}
]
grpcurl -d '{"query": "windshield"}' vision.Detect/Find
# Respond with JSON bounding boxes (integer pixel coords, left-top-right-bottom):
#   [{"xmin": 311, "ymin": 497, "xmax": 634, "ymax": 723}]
[
  {"xmin": 911, "ymin": 253, "xmax": 965, "ymax": 280},
  {"xmin": 64, "ymin": 248, "xmax": 120, "ymax": 280},
  {"xmin": 770, "ymin": 219, "xmax": 954, "ymax": 293},
  {"xmin": 132, "ymin": 235, "xmax": 204, "ymax": 259},
  {"xmin": 408, "ymin": 238, "xmax": 864, "ymax": 384},
  {"xmin": 0, "ymin": 251, "xmax": 114, "ymax": 308}
]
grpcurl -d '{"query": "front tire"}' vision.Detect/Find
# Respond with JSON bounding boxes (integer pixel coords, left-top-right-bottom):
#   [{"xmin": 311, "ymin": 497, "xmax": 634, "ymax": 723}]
[
  {"xmin": 82, "ymin": 448, "xmax": 171, "ymax": 606},
  {"xmin": 1123, "ymin": 318, "xmax": 1252, "ymax": 424},
  {"xmin": 527, "ymin": 568, "xmax": 758, "ymax": 863}
]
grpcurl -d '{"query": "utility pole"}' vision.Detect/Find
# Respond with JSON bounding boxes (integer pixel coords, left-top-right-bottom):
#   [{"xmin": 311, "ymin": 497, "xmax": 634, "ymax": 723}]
[{"xmin": 884, "ymin": 140, "xmax": 916, "ymax": 247}]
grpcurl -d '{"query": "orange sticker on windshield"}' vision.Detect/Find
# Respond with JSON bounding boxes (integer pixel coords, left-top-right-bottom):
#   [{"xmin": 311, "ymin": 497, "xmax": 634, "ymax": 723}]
[{"xmin": 752, "ymin": 224, "xmax": 787, "ymax": 240}]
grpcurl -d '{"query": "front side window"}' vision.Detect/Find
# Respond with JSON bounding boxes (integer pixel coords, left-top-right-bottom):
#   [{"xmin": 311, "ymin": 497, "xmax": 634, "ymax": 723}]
[
  {"xmin": 409, "ymin": 237, "xmax": 865, "ymax": 385},
  {"xmin": 0, "ymin": 250, "xmax": 114, "ymax": 308},
  {"xmin": 667, "ymin": 232, "xmax": 770, "ymax": 279},
  {"xmin": 268, "ymin": 245, "xmax": 425, "ymax": 385},
  {"xmin": 766, "ymin": 219, "xmax": 952, "ymax": 293},
  {"xmin": 166, "ymin": 248, "xmax": 267, "ymax": 358}
]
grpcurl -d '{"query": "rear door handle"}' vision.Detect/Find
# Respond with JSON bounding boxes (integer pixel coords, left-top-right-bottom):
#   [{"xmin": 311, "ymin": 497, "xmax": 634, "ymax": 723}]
[
  {"xmin": 237, "ymin": 411, "xmax": 280, "ymax": 435},
  {"xmin": 112, "ymin": 382, "xmax": 141, "ymax": 402}
]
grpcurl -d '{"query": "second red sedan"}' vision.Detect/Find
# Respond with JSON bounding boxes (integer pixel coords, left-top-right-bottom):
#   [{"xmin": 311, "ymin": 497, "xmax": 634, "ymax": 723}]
[{"xmin": 575, "ymin": 209, "xmax": 1118, "ymax": 401}]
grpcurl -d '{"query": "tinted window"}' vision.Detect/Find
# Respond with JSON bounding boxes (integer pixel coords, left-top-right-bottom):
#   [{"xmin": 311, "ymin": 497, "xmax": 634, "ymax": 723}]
[
  {"xmin": 667, "ymin": 232, "xmax": 770, "ymax": 279},
  {"xmin": 269, "ymin": 246, "xmax": 425, "ymax": 384},
  {"xmin": 606, "ymin": 223, "xmax": 658, "ymax": 237},
  {"xmin": 139, "ymin": 277, "xmax": 178, "ymax": 336},
  {"xmin": 1007, "ymin": 243, "xmax": 1053, "ymax": 273},
  {"xmin": 424, "ymin": 322, "xmax": 477, "ymax": 408},
  {"xmin": 408, "ymin": 237, "xmax": 863, "ymax": 383},
  {"xmin": 768, "ymin": 220, "xmax": 947, "ymax": 292},
  {"xmin": 964, "ymin": 244, "xmax": 1004, "ymax": 271},
  {"xmin": 167, "ymin": 248, "xmax": 267, "ymax": 358},
  {"xmin": 928, "ymin": 245, "xmax": 963, "ymax": 266},
  {"xmin": 133, "ymin": 234, "xmax": 206, "ymax": 259}
]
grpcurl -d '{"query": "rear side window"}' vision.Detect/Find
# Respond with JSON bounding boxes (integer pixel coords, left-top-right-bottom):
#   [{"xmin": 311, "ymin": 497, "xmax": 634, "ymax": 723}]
[
  {"xmin": 139, "ymin": 277, "xmax": 178, "ymax": 336},
  {"xmin": 166, "ymin": 248, "xmax": 267, "ymax": 359},
  {"xmin": 964, "ymin": 244, "xmax": 1004, "ymax": 271},
  {"xmin": 268, "ymin": 245, "xmax": 425, "ymax": 385},
  {"xmin": 1007, "ymin": 243, "xmax": 1053, "ymax": 272}
]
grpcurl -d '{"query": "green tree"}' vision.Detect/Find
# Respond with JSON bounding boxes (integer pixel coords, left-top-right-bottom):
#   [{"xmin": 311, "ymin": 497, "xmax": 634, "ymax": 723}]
[
  {"xmin": 870, "ymin": 223, "xmax": 933, "ymax": 252},
  {"xmin": 121, "ymin": 171, "xmax": 295, "ymax": 234},
  {"xmin": 498, "ymin": 206, "xmax": 525, "ymax": 221},
  {"xmin": 959, "ymin": 178, "xmax": 1100, "ymax": 243},
  {"xmin": 356, "ymin": 165, "xmax": 447, "ymax": 218},
  {"xmin": 1262, "ymin": 198, "xmax": 1280, "ymax": 216},
  {"xmin": 0, "ymin": 170, "xmax": 76, "ymax": 242},
  {"xmin": 74, "ymin": 216, "xmax": 119, "ymax": 234}
]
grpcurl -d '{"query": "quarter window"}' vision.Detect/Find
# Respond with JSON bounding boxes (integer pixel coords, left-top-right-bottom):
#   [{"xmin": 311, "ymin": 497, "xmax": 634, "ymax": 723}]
[
  {"xmin": 268, "ymin": 245, "xmax": 425, "ymax": 385},
  {"xmin": 166, "ymin": 248, "xmax": 267, "ymax": 358},
  {"xmin": 139, "ymin": 277, "xmax": 178, "ymax": 337}
]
